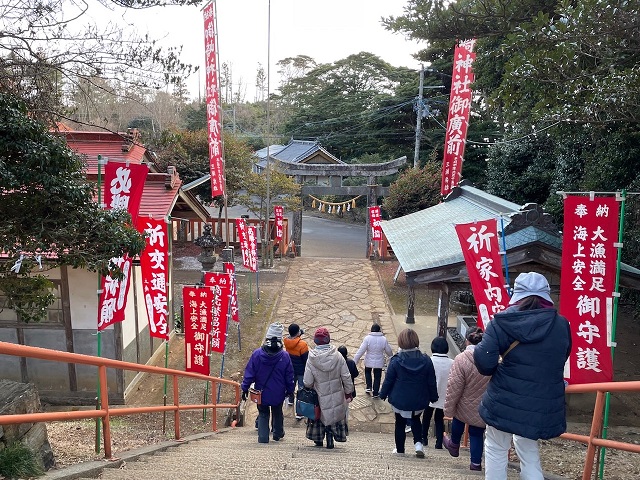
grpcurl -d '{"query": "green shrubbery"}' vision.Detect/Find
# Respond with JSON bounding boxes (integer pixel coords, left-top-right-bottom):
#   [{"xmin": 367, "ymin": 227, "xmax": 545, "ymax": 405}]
[{"xmin": 0, "ymin": 442, "xmax": 43, "ymax": 479}]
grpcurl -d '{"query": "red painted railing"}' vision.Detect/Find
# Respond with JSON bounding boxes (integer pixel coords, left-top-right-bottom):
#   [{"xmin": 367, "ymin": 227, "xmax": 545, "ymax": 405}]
[{"xmin": 0, "ymin": 342, "xmax": 241, "ymax": 459}]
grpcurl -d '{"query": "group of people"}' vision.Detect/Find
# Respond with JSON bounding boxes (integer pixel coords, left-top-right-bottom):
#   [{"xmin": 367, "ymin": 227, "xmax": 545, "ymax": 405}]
[{"xmin": 241, "ymin": 272, "xmax": 571, "ymax": 480}]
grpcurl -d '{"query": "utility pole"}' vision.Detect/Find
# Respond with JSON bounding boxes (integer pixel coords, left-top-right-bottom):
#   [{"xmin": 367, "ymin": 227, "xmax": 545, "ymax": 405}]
[{"xmin": 413, "ymin": 65, "xmax": 424, "ymax": 169}]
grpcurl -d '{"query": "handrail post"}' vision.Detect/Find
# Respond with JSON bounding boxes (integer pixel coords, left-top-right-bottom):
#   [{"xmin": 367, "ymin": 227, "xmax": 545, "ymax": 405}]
[
  {"xmin": 583, "ymin": 390, "xmax": 606, "ymax": 480},
  {"xmin": 98, "ymin": 365, "xmax": 112, "ymax": 459},
  {"xmin": 173, "ymin": 375, "xmax": 180, "ymax": 440}
]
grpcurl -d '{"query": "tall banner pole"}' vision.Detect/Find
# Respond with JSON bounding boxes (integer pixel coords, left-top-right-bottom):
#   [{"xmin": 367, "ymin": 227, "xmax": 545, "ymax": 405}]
[
  {"xmin": 161, "ymin": 340, "xmax": 169, "ymax": 434},
  {"xmin": 598, "ymin": 189, "xmax": 627, "ymax": 479},
  {"xmin": 217, "ymin": 292, "xmax": 233, "ymax": 403},
  {"xmin": 94, "ymin": 154, "xmax": 105, "ymax": 454},
  {"xmin": 499, "ymin": 216, "xmax": 512, "ymax": 295}
]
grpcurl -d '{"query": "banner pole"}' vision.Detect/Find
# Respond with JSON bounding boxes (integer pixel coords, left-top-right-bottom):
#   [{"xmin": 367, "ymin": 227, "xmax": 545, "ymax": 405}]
[
  {"xmin": 499, "ymin": 216, "xmax": 512, "ymax": 295},
  {"xmin": 95, "ymin": 154, "xmax": 105, "ymax": 454},
  {"xmin": 598, "ymin": 189, "xmax": 627, "ymax": 479},
  {"xmin": 217, "ymin": 290, "xmax": 233, "ymax": 403},
  {"xmin": 256, "ymin": 269, "xmax": 260, "ymax": 303},
  {"xmin": 249, "ymin": 273, "xmax": 253, "ymax": 315},
  {"xmin": 162, "ymin": 340, "xmax": 169, "ymax": 434}
]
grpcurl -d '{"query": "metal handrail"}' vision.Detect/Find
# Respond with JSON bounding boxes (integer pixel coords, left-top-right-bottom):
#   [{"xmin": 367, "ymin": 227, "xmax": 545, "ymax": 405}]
[
  {"xmin": 0, "ymin": 341, "xmax": 241, "ymax": 459},
  {"xmin": 563, "ymin": 381, "xmax": 640, "ymax": 479}
]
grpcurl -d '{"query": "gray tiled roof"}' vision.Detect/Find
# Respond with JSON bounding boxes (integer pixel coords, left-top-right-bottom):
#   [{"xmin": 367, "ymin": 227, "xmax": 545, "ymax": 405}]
[
  {"xmin": 254, "ymin": 140, "xmax": 344, "ymax": 171},
  {"xmin": 381, "ymin": 185, "xmax": 560, "ymax": 275}
]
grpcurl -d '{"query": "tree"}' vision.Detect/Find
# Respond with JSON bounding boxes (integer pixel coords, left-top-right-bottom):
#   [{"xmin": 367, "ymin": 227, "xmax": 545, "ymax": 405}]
[
  {"xmin": 0, "ymin": 0, "xmax": 197, "ymax": 124},
  {"xmin": 236, "ymin": 171, "xmax": 301, "ymax": 222},
  {"xmin": 383, "ymin": 162, "xmax": 442, "ymax": 218},
  {"xmin": 0, "ymin": 93, "xmax": 145, "ymax": 321}
]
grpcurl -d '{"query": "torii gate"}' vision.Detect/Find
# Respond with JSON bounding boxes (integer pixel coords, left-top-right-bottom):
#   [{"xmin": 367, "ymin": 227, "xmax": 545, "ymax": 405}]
[{"xmin": 272, "ymin": 156, "xmax": 407, "ymax": 257}]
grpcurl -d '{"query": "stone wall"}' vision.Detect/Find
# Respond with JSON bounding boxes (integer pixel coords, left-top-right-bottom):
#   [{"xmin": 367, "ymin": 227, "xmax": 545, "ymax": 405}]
[{"xmin": 0, "ymin": 380, "xmax": 55, "ymax": 471}]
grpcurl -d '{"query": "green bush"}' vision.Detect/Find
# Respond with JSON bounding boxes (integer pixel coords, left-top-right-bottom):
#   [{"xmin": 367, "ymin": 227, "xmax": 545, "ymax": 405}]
[{"xmin": 0, "ymin": 442, "xmax": 44, "ymax": 479}]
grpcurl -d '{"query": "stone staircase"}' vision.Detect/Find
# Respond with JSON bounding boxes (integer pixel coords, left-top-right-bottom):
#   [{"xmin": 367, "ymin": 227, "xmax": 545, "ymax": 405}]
[{"xmin": 73, "ymin": 423, "xmax": 523, "ymax": 480}]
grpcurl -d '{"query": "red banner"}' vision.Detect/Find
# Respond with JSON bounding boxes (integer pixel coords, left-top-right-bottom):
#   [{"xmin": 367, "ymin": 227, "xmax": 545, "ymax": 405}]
[
  {"xmin": 455, "ymin": 219, "xmax": 509, "ymax": 328},
  {"xmin": 138, "ymin": 217, "xmax": 169, "ymax": 340},
  {"xmin": 203, "ymin": 2, "xmax": 225, "ymax": 198},
  {"xmin": 223, "ymin": 262, "xmax": 239, "ymax": 323},
  {"xmin": 183, "ymin": 286, "xmax": 212, "ymax": 375},
  {"xmin": 369, "ymin": 206, "xmax": 382, "ymax": 241},
  {"xmin": 560, "ymin": 196, "xmax": 619, "ymax": 384},
  {"xmin": 204, "ymin": 272, "xmax": 232, "ymax": 353},
  {"xmin": 236, "ymin": 219, "xmax": 257, "ymax": 272},
  {"xmin": 103, "ymin": 162, "xmax": 148, "ymax": 225},
  {"xmin": 274, "ymin": 205, "xmax": 284, "ymax": 241},
  {"xmin": 98, "ymin": 161, "xmax": 148, "ymax": 331},
  {"xmin": 441, "ymin": 39, "xmax": 476, "ymax": 197}
]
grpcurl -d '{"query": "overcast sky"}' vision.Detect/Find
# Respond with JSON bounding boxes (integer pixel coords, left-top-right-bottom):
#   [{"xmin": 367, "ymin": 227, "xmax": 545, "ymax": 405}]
[{"xmin": 109, "ymin": 0, "xmax": 424, "ymax": 100}]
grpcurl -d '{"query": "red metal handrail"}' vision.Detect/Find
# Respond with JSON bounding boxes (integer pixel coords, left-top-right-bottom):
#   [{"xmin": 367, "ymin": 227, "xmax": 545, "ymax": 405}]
[
  {"xmin": 0, "ymin": 341, "xmax": 241, "ymax": 459},
  {"xmin": 563, "ymin": 381, "xmax": 640, "ymax": 480}
]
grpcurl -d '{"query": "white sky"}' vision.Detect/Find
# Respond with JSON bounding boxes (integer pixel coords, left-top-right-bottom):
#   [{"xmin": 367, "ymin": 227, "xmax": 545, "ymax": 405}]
[{"xmin": 110, "ymin": 0, "xmax": 424, "ymax": 100}]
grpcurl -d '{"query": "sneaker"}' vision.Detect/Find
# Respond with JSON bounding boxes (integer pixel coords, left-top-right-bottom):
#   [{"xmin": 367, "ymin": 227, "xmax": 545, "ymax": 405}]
[
  {"xmin": 405, "ymin": 425, "xmax": 412, "ymax": 433},
  {"xmin": 392, "ymin": 448, "xmax": 405, "ymax": 456},
  {"xmin": 443, "ymin": 435, "xmax": 460, "ymax": 458},
  {"xmin": 365, "ymin": 388, "xmax": 372, "ymax": 394},
  {"xmin": 414, "ymin": 441, "xmax": 425, "ymax": 458},
  {"xmin": 470, "ymin": 462, "xmax": 482, "ymax": 471},
  {"xmin": 295, "ymin": 415, "xmax": 304, "ymax": 421}
]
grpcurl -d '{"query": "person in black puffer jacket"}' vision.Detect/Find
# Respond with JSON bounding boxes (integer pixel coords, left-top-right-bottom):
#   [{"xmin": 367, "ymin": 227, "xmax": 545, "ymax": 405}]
[{"xmin": 474, "ymin": 272, "xmax": 571, "ymax": 480}]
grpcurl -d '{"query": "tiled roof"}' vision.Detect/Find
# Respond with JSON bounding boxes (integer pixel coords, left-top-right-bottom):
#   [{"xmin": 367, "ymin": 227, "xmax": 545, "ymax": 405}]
[{"xmin": 255, "ymin": 140, "xmax": 344, "ymax": 170}]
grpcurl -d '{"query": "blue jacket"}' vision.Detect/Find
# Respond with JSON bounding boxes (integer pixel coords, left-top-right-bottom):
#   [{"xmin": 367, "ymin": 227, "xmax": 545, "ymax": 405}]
[
  {"xmin": 241, "ymin": 347, "xmax": 295, "ymax": 407},
  {"xmin": 474, "ymin": 306, "xmax": 571, "ymax": 440},
  {"xmin": 379, "ymin": 349, "xmax": 438, "ymax": 411}
]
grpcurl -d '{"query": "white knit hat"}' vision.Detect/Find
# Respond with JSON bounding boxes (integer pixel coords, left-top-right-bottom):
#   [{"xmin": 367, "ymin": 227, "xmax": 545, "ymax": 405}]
[
  {"xmin": 265, "ymin": 322, "xmax": 284, "ymax": 341},
  {"xmin": 509, "ymin": 272, "xmax": 553, "ymax": 305}
]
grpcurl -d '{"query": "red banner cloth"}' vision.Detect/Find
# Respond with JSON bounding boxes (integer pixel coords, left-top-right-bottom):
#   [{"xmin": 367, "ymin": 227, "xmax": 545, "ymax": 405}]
[
  {"xmin": 183, "ymin": 286, "xmax": 212, "ymax": 376},
  {"xmin": 98, "ymin": 161, "xmax": 148, "ymax": 331},
  {"xmin": 369, "ymin": 206, "xmax": 382, "ymax": 241},
  {"xmin": 203, "ymin": 2, "xmax": 225, "ymax": 198},
  {"xmin": 560, "ymin": 196, "xmax": 619, "ymax": 384},
  {"xmin": 274, "ymin": 205, "xmax": 284, "ymax": 241},
  {"xmin": 204, "ymin": 272, "xmax": 232, "ymax": 353},
  {"xmin": 440, "ymin": 39, "xmax": 476, "ymax": 197},
  {"xmin": 455, "ymin": 219, "xmax": 509, "ymax": 328},
  {"xmin": 236, "ymin": 219, "xmax": 250, "ymax": 270},
  {"xmin": 138, "ymin": 217, "xmax": 170, "ymax": 340},
  {"xmin": 223, "ymin": 262, "xmax": 239, "ymax": 323}
]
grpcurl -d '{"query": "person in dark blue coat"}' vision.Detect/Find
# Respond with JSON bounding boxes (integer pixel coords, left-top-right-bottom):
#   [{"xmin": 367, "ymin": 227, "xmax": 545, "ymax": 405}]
[
  {"xmin": 379, "ymin": 328, "xmax": 438, "ymax": 458},
  {"xmin": 474, "ymin": 272, "xmax": 571, "ymax": 480},
  {"xmin": 241, "ymin": 322, "xmax": 295, "ymax": 444}
]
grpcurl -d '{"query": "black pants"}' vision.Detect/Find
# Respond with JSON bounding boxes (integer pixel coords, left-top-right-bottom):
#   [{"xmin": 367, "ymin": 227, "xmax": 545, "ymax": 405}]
[
  {"xmin": 364, "ymin": 367, "xmax": 382, "ymax": 395},
  {"xmin": 394, "ymin": 412, "xmax": 423, "ymax": 453},
  {"xmin": 422, "ymin": 406, "xmax": 444, "ymax": 447}
]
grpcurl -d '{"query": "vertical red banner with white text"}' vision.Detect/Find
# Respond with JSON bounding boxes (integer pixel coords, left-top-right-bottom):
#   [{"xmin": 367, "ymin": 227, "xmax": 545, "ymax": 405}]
[
  {"xmin": 369, "ymin": 206, "xmax": 382, "ymax": 241},
  {"xmin": 223, "ymin": 262, "xmax": 239, "ymax": 323},
  {"xmin": 441, "ymin": 39, "xmax": 476, "ymax": 197},
  {"xmin": 560, "ymin": 196, "xmax": 619, "ymax": 384},
  {"xmin": 455, "ymin": 219, "xmax": 509, "ymax": 328},
  {"xmin": 138, "ymin": 217, "xmax": 169, "ymax": 340},
  {"xmin": 203, "ymin": 2, "xmax": 225, "ymax": 198},
  {"xmin": 204, "ymin": 272, "xmax": 232, "ymax": 353},
  {"xmin": 247, "ymin": 226, "xmax": 258, "ymax": 272},
  {"xmin": 98, "ymin": 162, "xmax": 148, "ymax": 331},
  {"xmin": 183, "ymin": 286, "xmax": 212, "ymax": 376},
  {"xmin": 274, "ymin": 205, "xmax": 284, "ymax": 242}
]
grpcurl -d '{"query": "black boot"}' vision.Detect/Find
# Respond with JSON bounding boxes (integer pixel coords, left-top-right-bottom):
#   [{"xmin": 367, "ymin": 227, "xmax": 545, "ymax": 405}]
[{"xmin": 326, "ymin": 432, "xmax": 334, "ymax": 449}]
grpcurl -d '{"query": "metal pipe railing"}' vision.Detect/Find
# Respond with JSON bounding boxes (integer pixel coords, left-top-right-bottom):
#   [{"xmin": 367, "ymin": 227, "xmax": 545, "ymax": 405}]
[{"xmin": 0, "ymin": 341, "xmax": 241, "ymax": 459}]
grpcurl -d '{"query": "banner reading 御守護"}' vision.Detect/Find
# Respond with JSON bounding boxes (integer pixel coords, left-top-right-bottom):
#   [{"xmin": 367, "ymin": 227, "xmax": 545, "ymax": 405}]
[
  {"xmin": 98, "ymin": 161, "xmax": 148, "ymax": 331},
  {"xmin": 138, "ymin": 217, "xmax": 169, "ymax": 340},
  {"xmin": 274, "ymin": 205, "xmax": 284, "ymax": 242},
  {"xmin": 183, "ymin": 285, "xmax": 212, "ymax": 376},
  {"xmin": 560, "ymin": 196, "xmax": 619, "ymax": 384},
  {"xmin": 369, "ymin": 206, "xmax": 382, "ymax": 241},
  {"xmin": 204, "ymin": 272, "xmax": 232, "ymax": 353},
  {"xmin": 203, "ymin": 2, "xmax": 224, "ymax": 198},
  {"xmin": 454, "ymin": 219, "xmax": 509, "ymax": 328},
  {"xmin": 440, "ymin": 39, "xmax": 476, "ymax": 197}
]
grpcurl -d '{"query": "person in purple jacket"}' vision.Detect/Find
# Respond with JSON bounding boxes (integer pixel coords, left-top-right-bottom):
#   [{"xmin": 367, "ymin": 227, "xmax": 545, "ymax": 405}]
[{"xmin": 241, "ymin": 322, "xmax": 295, "ymax": 443}]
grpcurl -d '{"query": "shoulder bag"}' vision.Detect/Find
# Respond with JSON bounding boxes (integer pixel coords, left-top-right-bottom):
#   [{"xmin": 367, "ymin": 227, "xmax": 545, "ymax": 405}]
[
  {"xmin": 296, "ymin": 387, "xmax": 320, "ymax": 420},
  {"xmin": 249, "ymin": 361, "xmax": 278, "ymax": 406}
]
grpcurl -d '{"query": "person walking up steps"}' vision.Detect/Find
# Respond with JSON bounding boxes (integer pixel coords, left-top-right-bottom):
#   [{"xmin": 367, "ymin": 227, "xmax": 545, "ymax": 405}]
[
  {"xmin": 422, "ymin": 336, "xmax": 454, "ymax": 449},
  {"xmin": 379, "ymin": 328, "xmax": 438, "ymax": 458},
  {"xmin": 442, "ymin": 327, "xmax": 490, "ymax": 471},
  {"xmin": 304, "ymin": 327, "xmax": 354, "ymax": 449},
  {"xmin": 353, "ymin": 323, "xmax": 393, "ymax": 397},
  {"xmin": 284, "ymin": 323, "xmax": 308, "ymax": 420},
  {"xmin": 241, "ymin": 322, "xmax": 295, "ymax": 444}
]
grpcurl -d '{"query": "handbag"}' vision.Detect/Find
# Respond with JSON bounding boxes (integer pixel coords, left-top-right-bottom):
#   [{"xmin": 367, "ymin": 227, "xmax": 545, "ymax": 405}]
[
  {"xmin": 296, "ymin": 387, "xmax": 320, "ymax": 420},
  {"xmin": 248, "ymin": 361, "xmax": 278, "ymax": 406}
]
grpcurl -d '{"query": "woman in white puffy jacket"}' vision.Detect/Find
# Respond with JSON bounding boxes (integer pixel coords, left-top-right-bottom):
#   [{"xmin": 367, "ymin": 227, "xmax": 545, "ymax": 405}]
[{"xmin": 353, "ymin": 323, "xmax": 393, "ymax": 397}]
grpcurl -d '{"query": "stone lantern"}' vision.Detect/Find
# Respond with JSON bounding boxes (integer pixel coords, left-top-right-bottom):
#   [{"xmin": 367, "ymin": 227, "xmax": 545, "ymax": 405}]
[{"xmin": 194, "ymin": 224, "xmax": 222, "ymax": 271}]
